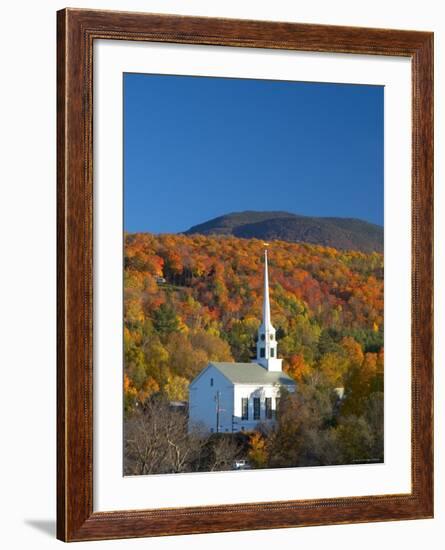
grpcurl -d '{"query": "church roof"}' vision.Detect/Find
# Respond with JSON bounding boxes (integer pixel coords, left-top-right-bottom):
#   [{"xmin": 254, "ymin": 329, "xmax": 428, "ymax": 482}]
[{"xmin": 209, "ymin": 362, "xmax": 296, "ymax": 386}]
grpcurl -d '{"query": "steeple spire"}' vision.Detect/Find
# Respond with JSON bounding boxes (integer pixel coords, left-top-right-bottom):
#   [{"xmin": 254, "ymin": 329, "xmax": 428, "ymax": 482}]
[
  {"xmin": 263, "ymin": 248, "xmax": 271, "ymax": 329},
  {"xmin": 255, "ymin": 246, "xmax": 283, "ymax": 372}
]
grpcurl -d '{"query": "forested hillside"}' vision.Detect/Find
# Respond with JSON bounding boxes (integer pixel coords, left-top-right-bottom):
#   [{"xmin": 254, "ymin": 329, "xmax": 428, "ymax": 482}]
[
  {"xmin": 124, "ymin": 233, "xmax": 384, "ymax": 473},
  {"xmin": 124, "ymin": 232, "xmax": 383, "ymax": 408}
]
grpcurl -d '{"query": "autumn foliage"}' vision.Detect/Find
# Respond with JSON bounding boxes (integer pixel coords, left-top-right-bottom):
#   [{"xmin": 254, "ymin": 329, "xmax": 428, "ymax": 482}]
[
  {"xmin": 123, "ymin": 232, "xmax": 384, "ymax": 470},
  {"xmin": 124, "ymin": 233, "xmax": 383, "ymax": 407}
]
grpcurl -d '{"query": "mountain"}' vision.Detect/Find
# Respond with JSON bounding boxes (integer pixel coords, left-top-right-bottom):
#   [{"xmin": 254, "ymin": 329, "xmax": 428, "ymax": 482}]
[{"xmin": 183, "ymin": 211, "xmax": 383, "ymax": 253}]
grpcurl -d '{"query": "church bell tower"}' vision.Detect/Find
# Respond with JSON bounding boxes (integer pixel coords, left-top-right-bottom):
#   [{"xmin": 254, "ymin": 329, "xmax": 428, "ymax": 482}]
[{"xmin": 255, "ymin": 247, "xmax": 283, "ymax": 372}]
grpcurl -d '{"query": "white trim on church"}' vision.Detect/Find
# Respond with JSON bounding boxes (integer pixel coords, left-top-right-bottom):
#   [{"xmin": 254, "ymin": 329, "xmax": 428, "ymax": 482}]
[{"xmin": 188, "ymin": 247, "xmax": 296, "ymax": 434}]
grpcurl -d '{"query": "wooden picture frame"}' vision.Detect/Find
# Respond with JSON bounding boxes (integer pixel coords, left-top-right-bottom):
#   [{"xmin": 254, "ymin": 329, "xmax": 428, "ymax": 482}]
[{"xmin": 57, "ymin": 8, "xmax": 433, "ymax": 542}]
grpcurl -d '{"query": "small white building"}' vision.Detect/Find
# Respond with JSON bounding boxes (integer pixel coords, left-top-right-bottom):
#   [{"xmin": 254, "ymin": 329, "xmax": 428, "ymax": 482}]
[{"xmin": 188, "ymin": 248, "xmax": 296, "ymax": 433}]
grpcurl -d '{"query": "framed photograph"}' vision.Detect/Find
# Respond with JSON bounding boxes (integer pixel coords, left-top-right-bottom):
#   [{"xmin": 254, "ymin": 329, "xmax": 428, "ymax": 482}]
[{"xmin": 57, "ymin": 8, "xmax": 433, "ymax": 542}]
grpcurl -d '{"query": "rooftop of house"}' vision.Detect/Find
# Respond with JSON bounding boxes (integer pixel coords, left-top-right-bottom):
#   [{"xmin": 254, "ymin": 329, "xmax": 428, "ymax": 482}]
[{"xmin": 209, "ymin": 361, "xmax": 296, "ymax": 386}]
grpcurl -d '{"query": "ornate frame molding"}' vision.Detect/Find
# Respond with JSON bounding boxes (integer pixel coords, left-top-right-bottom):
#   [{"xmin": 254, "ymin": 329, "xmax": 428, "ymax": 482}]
[{"xmin": 57, "ymin": 8, "xmax": 433, "ymax": 541}]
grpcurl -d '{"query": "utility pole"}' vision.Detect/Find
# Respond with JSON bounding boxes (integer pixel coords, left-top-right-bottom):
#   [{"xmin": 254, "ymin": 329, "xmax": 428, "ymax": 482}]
[
  {"xmin": 215, "ymin": 391, "xmax": 221, "ymax": 433},
  {"xmin": 214, "ymin": 391, "xmax": 226, "ymax": 433}
]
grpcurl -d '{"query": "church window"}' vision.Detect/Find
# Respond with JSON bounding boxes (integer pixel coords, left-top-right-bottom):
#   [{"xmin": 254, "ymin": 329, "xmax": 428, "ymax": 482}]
[
  {"xmin": 260, "ymin": 334, "xmax": 265, "ymax": 341},
  {"xmin": 270, "ymin": 348, "xmax": 275, "ymax": 357},
  {"xmin": 270, "ymin": 334, "xmax": 274, "ymax": 340},
  {"xmin": 260, "ymin": 347, "xmax": 265, "ymax": 358},
  {"xmin": 265, "ymin": 397, "xmax": 272, "ymax": 419},
  {"xmin": 241, "ymin": 398, "xmax": 249, "ymax": 420},
  {"xmin": 253, "ymin": 398, "xmax": 261, "ymax": 420},
  {"xmin": 275, "ymin": 398, "xmax": 280, "ymax": 417},
  {"xmin": 210, "ymin": 378, "xmax": 214, "ymax": 386}
]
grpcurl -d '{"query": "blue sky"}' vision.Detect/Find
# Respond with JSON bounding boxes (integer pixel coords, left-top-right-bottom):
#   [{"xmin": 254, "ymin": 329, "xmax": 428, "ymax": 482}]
[{"xmin": 124, "ymin": 73, "xmax": 383, "ymax": 233}]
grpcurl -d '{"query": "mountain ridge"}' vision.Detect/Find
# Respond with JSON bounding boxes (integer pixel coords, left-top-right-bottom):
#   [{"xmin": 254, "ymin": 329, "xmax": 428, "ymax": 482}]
[{"xmin": 183, "ymin": 211, "xmax": 383, "ymax": 253}]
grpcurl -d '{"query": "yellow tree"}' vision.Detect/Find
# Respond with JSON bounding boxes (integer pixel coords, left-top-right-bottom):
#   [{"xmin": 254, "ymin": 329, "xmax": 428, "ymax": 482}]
[
  {"xmin": 248, "ymin": 432, "xmax": 269, "ymax": 468},
  {"xmin": 164, "ymin": 375, "xmax": 189, "ymax": 401},
  {"xmin": 340, "ymin": 336, "xmax": 364, "ymax": 367}
]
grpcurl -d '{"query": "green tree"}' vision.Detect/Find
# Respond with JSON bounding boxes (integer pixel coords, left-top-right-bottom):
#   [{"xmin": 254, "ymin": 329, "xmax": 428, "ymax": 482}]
[
  {"xmin": 335, "ymin": 415, "xmax": 375, "ymax": 464},
  {"xmin": 317, "ymin": 329, "xmax": 342, "ymax": 356},
  {"xmin": 153, "ymin": 303, "xmax": 180, "ymax": 337},
  {"xmin": 225, "ymin": 318, "xmax": 258, "ymax": 361}
]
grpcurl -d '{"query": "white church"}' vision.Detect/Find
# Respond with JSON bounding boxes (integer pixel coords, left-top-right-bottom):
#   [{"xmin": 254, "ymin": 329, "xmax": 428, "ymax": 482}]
[{"xmin": 188, "ymin": 248, "xmax": 296, "ymax": 433}]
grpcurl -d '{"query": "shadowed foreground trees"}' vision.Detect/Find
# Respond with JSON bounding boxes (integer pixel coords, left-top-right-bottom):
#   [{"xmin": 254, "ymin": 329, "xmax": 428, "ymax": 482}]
[
  {"xmin": 124, "ymin": 396, "xmax": 244, "ymax": 475},
  {"xmin": 124, "ymin": 342, "xmax": 383, "ymax": 474},
  {"xmin": 125, "ymin": 374, "xmax": 383, "ymax": 475},
  {"xmin": 248, "ymin": 374, "xmax": 383, "ymax": 469}
]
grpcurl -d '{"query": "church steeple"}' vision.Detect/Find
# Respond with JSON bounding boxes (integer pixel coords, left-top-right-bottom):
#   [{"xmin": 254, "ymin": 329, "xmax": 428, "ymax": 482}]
[
  {"xmin": 255, "ymin": 247, "xmax": 283, "ymax": 372},
  {"xmin": 262, "ymin": 248, "xmax": 271, "ymax": 329}
]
